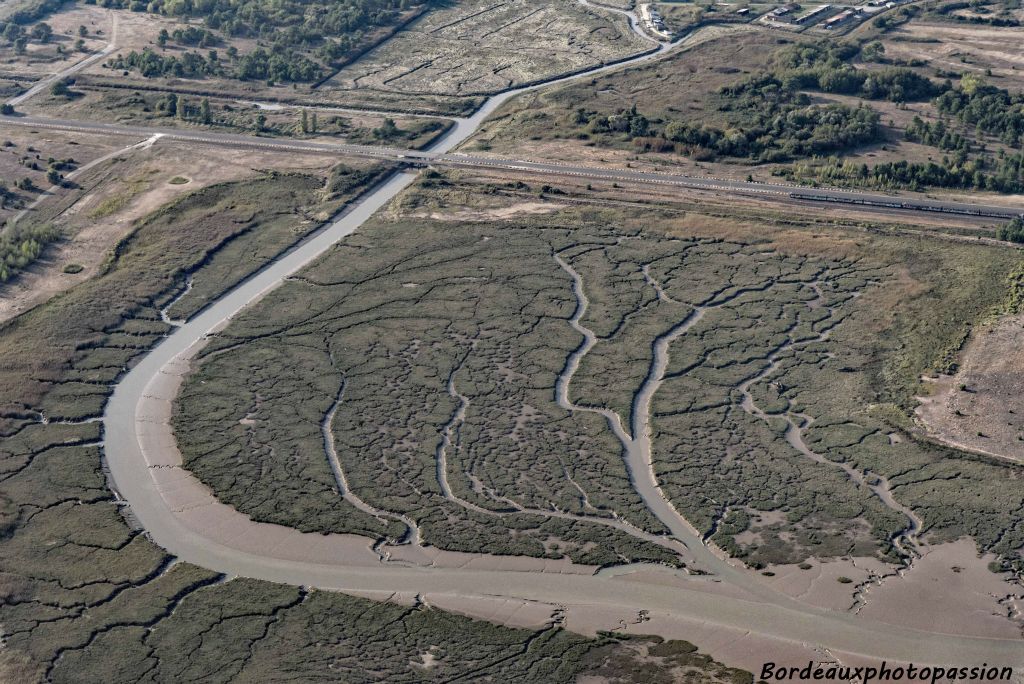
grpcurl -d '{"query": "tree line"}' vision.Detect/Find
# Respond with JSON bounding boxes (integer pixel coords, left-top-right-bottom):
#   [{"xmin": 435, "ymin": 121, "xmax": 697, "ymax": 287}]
[
  {"xmin": 109, "ymin": 45, "xmax": 321, "ymax": 83},
  {"xmin": 573, "ymin": 74, "xmax": 883, "ymax": 162},
  {"xmin": 790, "ymin": 151, "xmax": 1024, "ymax": 194},
  {"xmin": 92, "ymin": 0, "xmax": 427, "ymax": 73},
  {"xmin": 935, "ymin": 75, "xmax": 1024, "ymax": 147}
]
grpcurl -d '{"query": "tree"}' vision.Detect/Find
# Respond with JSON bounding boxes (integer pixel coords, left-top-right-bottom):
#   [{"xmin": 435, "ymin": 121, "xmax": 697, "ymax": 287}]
[
  {"xmin": 199, "ymin": 98, "xmax": 211, "ymax": 124},
  {"xmin": 178, "ymin": 96, "xmax": 188, "ymax": 120},
  {"xmin": 78, "ymin": 25, "xmax": 88, "ymax": 37},
  {"xmin": 960, "ymin": 72, "xmax": 984, "ymax": 95},
  {"xmin": 74, "ymin": 38, "xmax": 85, "ymax": 52},
  {"xmin": 862, "ymin": 41, "xmax": 885, "ymax": 62},
  {"xmin": 997, "ymin": 216, "xmax": 1024, "ymax": 243},
  {"xmin": 310, "ymin": 112, "xmax": 318, "ymax": 133},
  {"xmin": 373, "ymin": 117, "xmax": 400, "ymax": 140},
  {"xmin": 157, "ymin": 28, "xmax": 169, "ymax": 47},
  {"xmin": 1, "ymin": 104, "xmax": 14, "ymax": 116},
  {"xmin": 46, "ymin": 168, "xmax": 62, "ymax": 186},
  {"xmin": 50, "ymin": 79, "xmax": 71, "ymax": 98},
  {"xmin": 164, "ymin": 92, "xmax": 178, "ymax": 117},
  {"xmin": 255, "ymin": 113, "xmax": 266, "ymax": 131},
  {"xmin": 30, "ymin": 22, "xmax": 52, "ymax": 43},
  {"xmin": 300, "ymin": 108, "xmax": 309, "ymax": 133}
]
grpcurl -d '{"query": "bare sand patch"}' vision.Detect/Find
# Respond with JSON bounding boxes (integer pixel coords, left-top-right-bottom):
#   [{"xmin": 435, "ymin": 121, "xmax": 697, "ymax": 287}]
[
  {"xmin": 763, "ymin": 556, "xmax": 893, "ymax": 612},
  {"xmin": 0, "ymin": 142, "xmax": 344, "ymax": 324},
  {"xmin": 857, "ymin": 539, "xmax": 1023, "ymax": 639},
  {"xmin": 599, "ymin": 565, "xmax": 763, "ymax": 601},
  {"xmin": 424, "ymin": 593, "xmax": 562, "ymax": 630},
  {"xmin": 383, "ymin": 543, "xmax": 596, "ymax": 574},
  {"xmin": 916, "ymin": 313, "xmax": 1024, "ymax": 463},
  {"xmin": 410, "ymin": 200, "xmax": 564, "ymax": 222}
]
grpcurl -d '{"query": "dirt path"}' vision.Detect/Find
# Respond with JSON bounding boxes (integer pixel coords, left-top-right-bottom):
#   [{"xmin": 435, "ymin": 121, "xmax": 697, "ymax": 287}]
[
  {"xmin": 0, "ymin": 134, "xmax": 159, "ymax": 323},
  {"xmin": 6, "ymin": 13, "xmax": 118, "ymax": 107}
]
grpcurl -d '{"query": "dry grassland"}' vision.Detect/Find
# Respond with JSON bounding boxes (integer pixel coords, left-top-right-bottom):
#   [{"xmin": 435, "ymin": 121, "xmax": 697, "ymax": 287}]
[
  {"xmin": 884, "ymin": 21, "xmax": 1024, "ymax": 92},
  {"xmin": 324, "ymin": 0, "xmax": 649, "ymax": 99}
]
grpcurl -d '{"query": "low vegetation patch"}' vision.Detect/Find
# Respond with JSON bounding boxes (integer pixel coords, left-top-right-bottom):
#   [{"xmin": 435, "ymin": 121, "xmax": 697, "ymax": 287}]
[
  {"xmin": 173, "ymin": 181, "xmax": 1024, "ymax": 568},
  {"xmin": 0, "ymin": 223, "xmax": 59, "ymax": 283}
]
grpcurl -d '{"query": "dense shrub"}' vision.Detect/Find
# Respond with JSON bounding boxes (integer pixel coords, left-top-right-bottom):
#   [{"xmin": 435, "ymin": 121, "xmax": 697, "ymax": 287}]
[
  {"xmin": 935, "ymin": 79, "xmax": 1024, "ymax": 146},
  {"xmin": 573, "ymin": 79, "xmax": 882, "ymax": 162},
  {"xmin": 0, "ymin": 224, "xmax": 60, "ymax": 283},
  {"xmin": 773, "ymin": 43, "xmax": 941, "ymax": 102},
  {"xmin": 997, "ymin": 217, "xmax": 1024, "ymax": 243}
]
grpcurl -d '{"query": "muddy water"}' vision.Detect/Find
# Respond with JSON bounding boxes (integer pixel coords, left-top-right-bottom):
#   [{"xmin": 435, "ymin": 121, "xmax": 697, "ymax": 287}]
[{"xmin": 99, "ymin": 10, "xmax": 1024, "ymax": 667}]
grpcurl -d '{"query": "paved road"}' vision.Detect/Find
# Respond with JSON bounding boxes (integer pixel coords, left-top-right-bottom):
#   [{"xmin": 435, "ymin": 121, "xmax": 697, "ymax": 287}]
[{"xmin": 3, "ymin": 113, "xmax": 1019, "ymax": 220}]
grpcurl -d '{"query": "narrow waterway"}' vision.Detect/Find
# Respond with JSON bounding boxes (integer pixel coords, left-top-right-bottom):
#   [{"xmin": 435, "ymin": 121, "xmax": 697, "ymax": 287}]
[
  {"xmin": 736, "ymin": 282, "xmax": 923, "ymax": 563},
  {"xmin": 320, "ymin": 382, "xmax": 423, "ymax": 545},
  {"xmin": 96, "ymin": 10, "xmax": 1024, "ymax": 666}
]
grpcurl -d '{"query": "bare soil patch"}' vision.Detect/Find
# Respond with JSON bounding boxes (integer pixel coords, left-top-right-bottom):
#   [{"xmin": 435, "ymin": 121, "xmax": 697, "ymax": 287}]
[
  {"xmin": 858, "ymin": 539, "xmax": 1023, "ymax": 638},
  {"xmin": 0, "ymin": 141, "xmax": 355, "ymax": 324},
  {"xmin": 916, "ymin": 312, "xmax": 1024, "ymax": 463},
  {"xmin": 408, "ymin": 199, "xmax": 565, "ymax": 222}
]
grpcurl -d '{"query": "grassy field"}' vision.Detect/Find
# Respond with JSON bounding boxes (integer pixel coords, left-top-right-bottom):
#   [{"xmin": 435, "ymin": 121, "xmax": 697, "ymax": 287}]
[
  {"xmin": 0, "ymin": 127, "xmax": 121, "ymax": 228},
  {"xmin": 881, "ymin": 18, "xmax": 1024, "ymax": 92},
  {"xmin": 172, "ymin": 172, "xmax": 1024, "ymax": 568}
]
